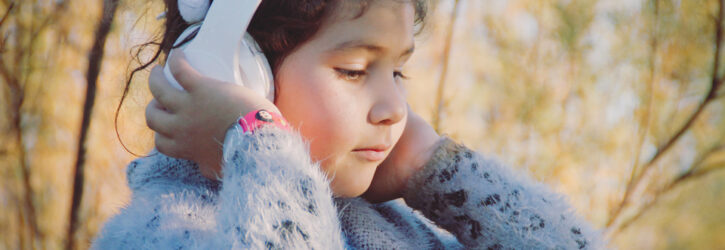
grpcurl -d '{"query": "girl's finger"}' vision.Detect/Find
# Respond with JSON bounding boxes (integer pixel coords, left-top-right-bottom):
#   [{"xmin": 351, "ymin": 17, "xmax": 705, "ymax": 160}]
[
  {"xmin": 145, "ymin": 99, "xmax": 176, "ymax": 138},
  {"xmin": 168, "ymin": 50, "xmax": 205, "ymax": 92},
  {"xmin": 149, "ymin": 66, "xmax": 184, "ymax": 112},
  {"xmin": 154, "ymin": 132, "xmax": 184, "ymax": 159}
]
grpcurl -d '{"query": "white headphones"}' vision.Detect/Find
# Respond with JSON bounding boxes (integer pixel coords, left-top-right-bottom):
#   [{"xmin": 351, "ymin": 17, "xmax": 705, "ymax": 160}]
[{"xmin": 163, "ymin": 0, "xmax": 275, "ymax": 102}]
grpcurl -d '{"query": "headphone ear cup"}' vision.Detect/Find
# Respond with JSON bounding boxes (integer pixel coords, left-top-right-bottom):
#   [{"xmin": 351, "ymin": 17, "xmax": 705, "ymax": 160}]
[
  {"xmin": 164, "ymin": 24, "xmax": 202, "ymax": 91},
  {"xmin": 239, "ymin": 33, "xmax": 275, "ymax": 102},
  {"xmin": 178, "ymin": 0, "xmax": 211, "ymax": 24}
]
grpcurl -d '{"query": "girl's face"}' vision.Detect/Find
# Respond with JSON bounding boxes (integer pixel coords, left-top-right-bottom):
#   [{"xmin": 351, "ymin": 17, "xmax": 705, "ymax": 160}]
[{"xmin": 274, "ymin": 1, "xmax": 415, "ymax": 197}]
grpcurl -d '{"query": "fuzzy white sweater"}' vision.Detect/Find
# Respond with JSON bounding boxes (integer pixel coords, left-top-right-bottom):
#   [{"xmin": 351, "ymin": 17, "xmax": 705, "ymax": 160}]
[{"xmin": 92, "ymin": 124, "xmax": 604, "ymax": 249}]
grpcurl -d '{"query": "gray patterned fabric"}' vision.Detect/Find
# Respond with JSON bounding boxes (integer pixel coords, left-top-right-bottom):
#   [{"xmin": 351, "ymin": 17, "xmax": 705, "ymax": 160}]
[
  {"xmin": 92, "ymin": 125, "xmax": 603, "ymax": 249},
  {"xmin": 404, "ymin": 137, "xmax": 602, "ymax": 249}
]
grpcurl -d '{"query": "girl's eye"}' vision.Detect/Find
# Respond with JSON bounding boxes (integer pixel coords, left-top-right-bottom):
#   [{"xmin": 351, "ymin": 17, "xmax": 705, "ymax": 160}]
[
  {"xmin": 335, "ymin": 68, "xmax": 366, "ymax": 81},
  {"xmin": 394, "ymin": 71, "xmax": 409, "ymax": 80}
]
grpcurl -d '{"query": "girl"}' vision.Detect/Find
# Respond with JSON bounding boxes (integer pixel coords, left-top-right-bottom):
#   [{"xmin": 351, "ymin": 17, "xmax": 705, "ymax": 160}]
[{"xmin": 93, "ymin": 0, "xmax": 604, "ymax": 249}]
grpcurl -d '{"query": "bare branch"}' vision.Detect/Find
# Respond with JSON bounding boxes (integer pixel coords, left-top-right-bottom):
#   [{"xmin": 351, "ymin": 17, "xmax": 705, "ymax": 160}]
[
  {"xmin": 607, "ymin": 0, "xmax": 725, "ymax": 229},
  {"xmin": 689, "ymin": 143, "xmax": 725, "ymax": 173},
  {"xmin": 0, "ymin": 2, "xmax": 44, "ymax": 246},
  {"xmin": 0, "ymin": 1, "xmax": 14, "ymax": 27},
  {"xmin": 0, "ymin": 3, "xmax": 15, "ymax": 85},
  {"xmin": 614, "ymin": 164, "xmax": 725, "ymax": 235},
  {"xmin": 609, "ymin": 143, "xmax": 725, "ymax": 237},
  {"xmin": 0, "ymin": 53, "xmax": 15, "ymax": 84},
  {"xmin": 0, "ymin": 0, "xmax": 11, "ymax": 8},
  {"xmin": 613, "ymin": 0, "xmax": 661, "ymax": 229},
  {"xmin": 432, "ymin": 0, "xmax": 462, "ymax": 134},
  {"xmin": 608, "ymin": 0, "xmax": 662, "ymax": 228},
  {"xmin": 716, "ymin": 90, "xmax": 725, "ymax": 100},
  {"xmin": 28, "ymin": 1, "xmax": 68, "ymax": 44}
]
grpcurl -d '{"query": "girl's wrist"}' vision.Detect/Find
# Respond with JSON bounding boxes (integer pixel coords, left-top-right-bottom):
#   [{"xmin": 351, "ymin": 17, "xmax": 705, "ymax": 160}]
[{"xmin": 238, "ymin": 109, "xmax": 291, "ymax": 134}]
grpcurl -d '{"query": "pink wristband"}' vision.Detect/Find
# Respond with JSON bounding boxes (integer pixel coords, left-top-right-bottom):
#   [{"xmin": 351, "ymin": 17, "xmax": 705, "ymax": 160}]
[{"xmin": 238, "ymin": 109, "xmax": 291, "ymax": 134}]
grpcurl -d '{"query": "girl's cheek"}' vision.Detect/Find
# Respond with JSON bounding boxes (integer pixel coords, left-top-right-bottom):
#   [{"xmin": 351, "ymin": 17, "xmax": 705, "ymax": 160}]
[
  {"xmin": 309, "ymin": 95, "xmax": 364, "ymax": 170},
  {"xmin": 277, "ymin": 61, "xmax": 366, "ymax": 162}
]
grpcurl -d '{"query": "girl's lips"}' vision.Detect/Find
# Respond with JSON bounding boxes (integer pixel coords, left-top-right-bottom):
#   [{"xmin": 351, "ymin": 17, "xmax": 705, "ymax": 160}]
[{"xmin": 352, "ymin": 149, "xmax": 387, "ymax": 162}]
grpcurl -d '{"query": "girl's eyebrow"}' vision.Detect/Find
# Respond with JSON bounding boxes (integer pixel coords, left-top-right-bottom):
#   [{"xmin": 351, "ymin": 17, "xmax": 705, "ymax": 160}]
[{"xmin": 328, "ymin": 40, "xmax": 415, "ymax": 58}]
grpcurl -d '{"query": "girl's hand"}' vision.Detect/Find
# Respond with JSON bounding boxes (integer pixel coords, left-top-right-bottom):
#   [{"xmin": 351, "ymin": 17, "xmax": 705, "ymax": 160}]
[
  {"xmin": 362, "ymin": 106, "xmax": 442, "ymax": 203},
  {"xmin": 145, "ymin": 51, "xmax": 279, "ymax": 179}
]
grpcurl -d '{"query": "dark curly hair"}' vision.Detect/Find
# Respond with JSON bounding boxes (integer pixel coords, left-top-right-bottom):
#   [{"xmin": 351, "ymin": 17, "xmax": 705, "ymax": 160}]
[{"xmin": 116, "ymin": 0, "xmax": 428, "ymax": 155}]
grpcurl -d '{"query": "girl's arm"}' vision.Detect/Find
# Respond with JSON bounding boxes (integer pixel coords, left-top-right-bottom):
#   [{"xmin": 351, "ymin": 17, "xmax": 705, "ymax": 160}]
[
  {"xmin": 402, "ymin": 137, "xmax": 604, "ymax": 249},
  {"xmin": 124, "ymin": 150, "xmax": 220, "ymax": 195},
  {"xmin": 91, "ymin": 153, "xmax": 223, "ymax": 249},
  {"xmin": 92, "ymin": 125, "xmax": 346, "ymax": 249},
  {"xmin": 214, "ymin": 124, "xmax": 346, "ymax": 249}
]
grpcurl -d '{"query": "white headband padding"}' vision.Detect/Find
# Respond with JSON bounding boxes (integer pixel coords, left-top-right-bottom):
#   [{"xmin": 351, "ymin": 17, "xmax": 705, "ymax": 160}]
[{"xmin": 178, "ymin": 0, "xmax": 210, "ymax": 24}]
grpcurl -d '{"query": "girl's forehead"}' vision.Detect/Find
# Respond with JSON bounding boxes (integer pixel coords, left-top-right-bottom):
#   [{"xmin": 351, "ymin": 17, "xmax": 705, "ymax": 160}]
[{"xmin": 314, "ymin": 1, "xmax": 416, "ymax": 56}]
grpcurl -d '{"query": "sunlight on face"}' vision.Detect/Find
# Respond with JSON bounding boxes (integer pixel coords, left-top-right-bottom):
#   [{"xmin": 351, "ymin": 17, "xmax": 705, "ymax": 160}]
[{"xmin": 274, "ymin": 1, "xmax": 416, "ymax": 197}]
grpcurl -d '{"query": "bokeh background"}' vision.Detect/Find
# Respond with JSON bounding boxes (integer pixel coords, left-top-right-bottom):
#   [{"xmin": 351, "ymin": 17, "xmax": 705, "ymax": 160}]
[{"xmin": 2, "ymin": 0, "xmax": 724, "ymax": 249}]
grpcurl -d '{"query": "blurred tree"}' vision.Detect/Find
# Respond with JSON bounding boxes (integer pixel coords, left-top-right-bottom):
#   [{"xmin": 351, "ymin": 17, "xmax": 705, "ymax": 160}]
[
  {"xmin": 413, "ymin": 0, "xmax": 725, "ymax": 248},
  {"xmin": 0, "ymin": 0, "xmax": 70, "ymax": 248},
  {"xmin": 606, "ymin": 0, "xmax": 725, "ymax": 238},
  {"xmin": 432, "ymin": 0, "xmax": 461, "ymax": 133},
  {"xmin": 67, "ymin": 0, "xmax": 120, "ymax": 249}
]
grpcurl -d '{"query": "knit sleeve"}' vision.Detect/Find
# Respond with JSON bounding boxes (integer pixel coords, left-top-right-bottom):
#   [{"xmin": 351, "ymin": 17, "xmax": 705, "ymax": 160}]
[
  {"xmin": 214, "ymin": 124, "xmax": 346, "ymax": 249},
  {"xmin": 91, "ymin": 153, "xmax": 223, "ymax": 249},
  {"xmin": 124, "ymin": 149, "xmax": 220, "ymax": 196},
  {"xmin": 402, "ymin": 137, "xmax": 604, "ymax": 249},
  {"xmin": 92, "ymin": 124, "xmax": 345, "ymax": 249}
]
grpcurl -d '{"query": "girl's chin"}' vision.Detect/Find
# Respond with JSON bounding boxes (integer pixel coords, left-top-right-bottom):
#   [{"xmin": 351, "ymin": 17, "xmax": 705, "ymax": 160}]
[
  {"xmin": 331, "ymin": 177, "xmax": 374, "ymax": 197},
  {"xmin": 329, "ymin": 176, "xmax": 375, "ymax": 198},
  {"xmin": 333, "ymin": 188, "xmax": 370, "ymax": 198},
  {"xmin": 323, "ymin": 156, "xmax": 380, "ymax": 197}
]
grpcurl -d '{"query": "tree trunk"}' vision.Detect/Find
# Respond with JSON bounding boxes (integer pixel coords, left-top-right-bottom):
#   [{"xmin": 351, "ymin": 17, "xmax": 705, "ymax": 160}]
[{"xmin": 66, "ymin": 0, "xmax": 120, "ymax": 249}]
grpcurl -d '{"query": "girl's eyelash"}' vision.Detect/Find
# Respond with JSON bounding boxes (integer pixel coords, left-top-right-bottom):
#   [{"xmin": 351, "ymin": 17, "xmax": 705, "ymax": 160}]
[
  {"xmin": 335, "ymin": 68, "xmax": 367, "ymax": 81},
  {"xmin": 394, "ymin": 71, "xmax": 409, "ymax": 80},
  {"xmin": 334, "ymin": 68, "xmax": 410, "ymax": 81}
]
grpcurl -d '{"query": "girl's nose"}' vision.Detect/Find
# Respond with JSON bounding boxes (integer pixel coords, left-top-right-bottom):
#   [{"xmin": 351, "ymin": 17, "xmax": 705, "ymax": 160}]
[{"xmin": 368, "ymin": 73, "xmax": 406, "ymax": 126}]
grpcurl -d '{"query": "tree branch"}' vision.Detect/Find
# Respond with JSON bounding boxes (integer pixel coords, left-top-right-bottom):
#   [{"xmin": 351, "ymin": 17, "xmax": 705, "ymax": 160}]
[
  {"xmin": 0, "ymin": 3, "xmax": 15, "ymax": 84},
  {"xmin": 612, "ymin": 163, "xmax": 725, "ymax": 236},
  {"xmin": 432, "ymin": 0, "xmax": 461, "ymax": 133},
  {"xmin": 0, "ymin": 2, "xmax": 14, "ymax": 27},
  {"xmin": 613, "ymin": 0, "xmax": 661, "ymax": 229},
  {"xmin": 0, "ymin": 51, "xmax": 16, "ymax": 85},
  {"xmin": 28, "ymin": 1, "xmax": 67, "ymax": 44},
  {"xmin": 607, "ymin": 0, "xmax": 725, "ymax": 229},
  {"xmin": 609, "ymin": 141, "xmax": 725, "ymax": 237},
  {"xmin": 1, "ymin": 1, "xmax": 44, "ymax": 246}
]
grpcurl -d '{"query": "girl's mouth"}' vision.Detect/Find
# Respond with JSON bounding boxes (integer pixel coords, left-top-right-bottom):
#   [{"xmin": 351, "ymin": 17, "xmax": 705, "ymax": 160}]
[{"xmin": 352, "ymin": 144, "xmax": 390, "ymax": 162}]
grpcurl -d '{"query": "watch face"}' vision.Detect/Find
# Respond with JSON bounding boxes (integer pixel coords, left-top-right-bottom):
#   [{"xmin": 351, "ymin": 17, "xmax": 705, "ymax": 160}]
[{"xmin": 256, "ymin": 110, "xmax": 274, "ymax": 122}]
